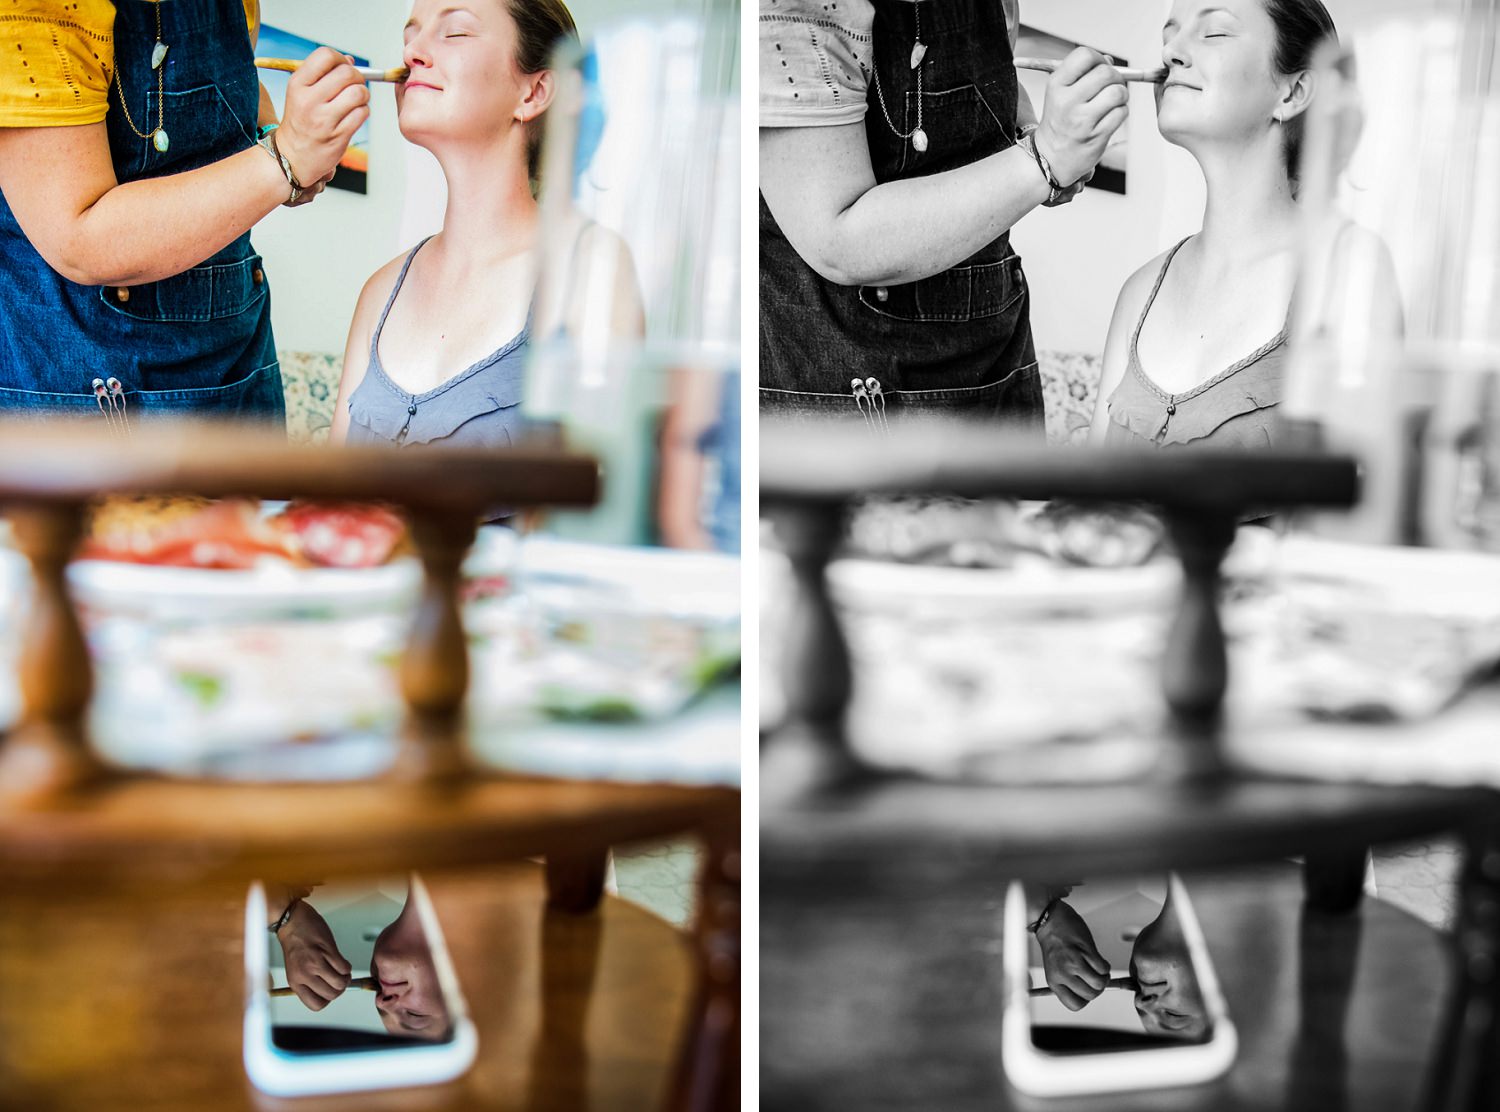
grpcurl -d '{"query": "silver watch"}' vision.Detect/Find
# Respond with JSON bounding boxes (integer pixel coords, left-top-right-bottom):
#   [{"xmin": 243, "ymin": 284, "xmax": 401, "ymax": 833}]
[{"xmin": 257, "ymin": 131, "xmax": 304, "ymax": 205}]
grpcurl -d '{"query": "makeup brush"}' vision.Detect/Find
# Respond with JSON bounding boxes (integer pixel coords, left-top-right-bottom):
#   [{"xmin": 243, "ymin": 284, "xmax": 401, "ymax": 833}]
[
  {"xmin": 1014, "ymin": 56, "xmax": 1167, "ymax": 84},
  {"xmin": 271, "ymin": 976, "xmax": 379, "ymax": 998},
  {"xmin": 256, "ymin": 58, "xmax": 410, "ymax": 83},
  {"xmin": 1029, "ymin": 976, "xmax": 1140, "ymax": 997}
]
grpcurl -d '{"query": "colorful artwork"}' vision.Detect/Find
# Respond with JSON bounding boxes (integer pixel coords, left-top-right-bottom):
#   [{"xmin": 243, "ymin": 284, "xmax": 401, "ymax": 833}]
[
  {"xmin": 1016, "ymin": 25, "xmax": 1128, "ymax": 195},
  {"xmin": 257, "ymin": 24, "xmax": 370, "ymax": 194}
]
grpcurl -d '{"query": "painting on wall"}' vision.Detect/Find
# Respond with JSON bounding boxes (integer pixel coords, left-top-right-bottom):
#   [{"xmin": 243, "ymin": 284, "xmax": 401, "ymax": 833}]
[
  {"xmin": 1015, "ymin": 24, "xmax": 1128, "ymax": 195},
  {"xmin": 257, "ymin": 24, "xmax": 371, "ymax": 194}
]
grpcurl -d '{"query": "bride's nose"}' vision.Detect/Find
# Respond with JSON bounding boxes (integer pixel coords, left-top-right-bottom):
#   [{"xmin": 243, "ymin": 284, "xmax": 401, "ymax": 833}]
[
  {"xmin": 403, "ymin": 34, "xmax": 433, "ymax": 73},
  {"xmin": 1162, "ymin": 30, "xmax": 1192, "ymax": 72}
]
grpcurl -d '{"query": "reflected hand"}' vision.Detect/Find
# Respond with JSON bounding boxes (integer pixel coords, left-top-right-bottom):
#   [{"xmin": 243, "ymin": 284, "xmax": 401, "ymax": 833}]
[
  {"xmin": 1036, "ymin": 900, "xmax": 1109, "ymax": 1011},
  {"xmin": 276, "ymin": 900, "xmax": 352, "ymax": 1011}
]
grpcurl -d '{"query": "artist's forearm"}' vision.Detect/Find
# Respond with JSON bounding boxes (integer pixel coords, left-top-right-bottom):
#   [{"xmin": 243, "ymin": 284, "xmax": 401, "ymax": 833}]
[
  {"xmin": 258, "ymin": 82, "xmax": 278, "ymax": 130},
  {"xmin": 66, "ymin": 146, "xmax": 289, "ymax": 286},
  {"xmin": 817, "ymin": 146, "xmax": 1050, "ymax": 286}
]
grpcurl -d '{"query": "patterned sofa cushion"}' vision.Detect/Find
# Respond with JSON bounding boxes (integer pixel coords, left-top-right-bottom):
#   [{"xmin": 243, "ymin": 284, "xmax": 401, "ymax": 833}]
[
  {"xmin": 1039, "ymin": 350, "xmax": 1104, "ymax": 446},
  {"xmin": 279, "ymin": 351, "xmax": 342, "ymax": 444}
]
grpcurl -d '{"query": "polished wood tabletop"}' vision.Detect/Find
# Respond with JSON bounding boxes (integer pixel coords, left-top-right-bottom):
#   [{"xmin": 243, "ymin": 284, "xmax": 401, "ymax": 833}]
[
  {"xmin": 763, "ymin": 862, "xmax": 1450, "ymax": 1112},
  {"xmin": 0, "ymin": 862, "xmax": 693, "ymax": 1112}
]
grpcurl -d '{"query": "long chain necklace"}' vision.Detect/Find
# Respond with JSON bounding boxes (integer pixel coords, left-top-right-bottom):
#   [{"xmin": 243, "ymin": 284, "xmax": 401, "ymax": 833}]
[
  {"xmin": 870, "ymin": 0, "xmax": 929, "ymax": 153},
  {"xmin": 113, "ymin": 0, "xmax": 171, "ymax": 153}
]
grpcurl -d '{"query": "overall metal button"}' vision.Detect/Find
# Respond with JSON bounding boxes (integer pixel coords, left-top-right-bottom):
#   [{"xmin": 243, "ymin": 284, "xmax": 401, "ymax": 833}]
[
  {"xmin": 115, "ymin": 287, "xmax": 130, "ymax": 303},
  {"xmin": 252, "ymin": 268, "xmax": 265, "ymax": 285},
  {"xmin": 874, "ymin": 287, "xmax": 890, "ymax": 303},
  {"xmin": 407, "ymin": 404, "xmax": 417, "ymax": 415},
  {"xmin": 1166, "ymin": 403, "xmax": 1177, "ymax": 416}
]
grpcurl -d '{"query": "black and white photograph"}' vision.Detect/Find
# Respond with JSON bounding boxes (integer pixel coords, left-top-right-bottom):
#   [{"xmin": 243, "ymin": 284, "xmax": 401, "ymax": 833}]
[{"xmin": 760, "ymin": 0, "xmax": 1500, "ymax": 1109}]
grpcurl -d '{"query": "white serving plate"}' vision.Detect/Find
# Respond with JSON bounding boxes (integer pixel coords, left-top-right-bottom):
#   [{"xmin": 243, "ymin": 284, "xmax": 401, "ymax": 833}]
[{"xmin": 516, "ymin": 536, "xmax": 740, "ymax": 623}]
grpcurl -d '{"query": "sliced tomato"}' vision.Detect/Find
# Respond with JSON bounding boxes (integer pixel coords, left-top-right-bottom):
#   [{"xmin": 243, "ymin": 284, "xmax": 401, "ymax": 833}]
[{"xmin": 271, "ymin": 503, "xmax": 408, "ymax": 569}]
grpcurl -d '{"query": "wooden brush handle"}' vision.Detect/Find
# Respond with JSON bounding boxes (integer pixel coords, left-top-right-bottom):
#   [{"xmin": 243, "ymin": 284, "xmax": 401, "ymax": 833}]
[{"xmin": 270, "ymin": 975, "xmax": 379, "ymax": 998}]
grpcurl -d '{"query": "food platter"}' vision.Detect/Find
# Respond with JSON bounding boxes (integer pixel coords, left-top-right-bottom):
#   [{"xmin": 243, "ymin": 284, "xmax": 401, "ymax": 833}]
[{"xmin": 64, "ymin": 518, "xmax": 520, "ymax": 620}]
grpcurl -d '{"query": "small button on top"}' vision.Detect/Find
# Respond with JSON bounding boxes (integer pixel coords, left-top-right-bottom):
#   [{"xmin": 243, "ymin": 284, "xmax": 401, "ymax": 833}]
[
  {"xmin": 1166, "ymin": 403, "xmax": 1177, "ymax": 416},
  {"xmin": 115, "ymin": 287, "xmax": 130, "ymax": 303},
  {"xmin": 874, "ymin": 287, "xmax": 890, "ymax": 302},
  {"xmin": 407, "ymin": 404, "xmax": 417, "ymax": 415}
]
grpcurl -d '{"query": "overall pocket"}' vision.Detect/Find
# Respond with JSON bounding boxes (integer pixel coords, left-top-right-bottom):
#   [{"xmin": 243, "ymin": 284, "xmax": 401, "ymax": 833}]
[
  {"xmin": 99, "ymin": 254, "xmax": 268, "ymax": 324},
  {"xmin": 857, "ymin": 252, "xmax": 1026, "ymax": 324},
  {"xmin": 897, "ymin": 83, "xmax": 1013, "ymax": 176},
  {"xmin": 129, "ymin": 84, "xmax": 257, "ymax": 177}
]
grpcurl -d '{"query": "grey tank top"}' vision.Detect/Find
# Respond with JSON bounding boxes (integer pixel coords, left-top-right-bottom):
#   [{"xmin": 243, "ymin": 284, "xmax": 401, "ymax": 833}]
[
  {"xmin": 346, "ymin": 237, "xmax": 531, "ymax": 448},
  {"xmin": 1104, "ymin": 237, "xmax": 1289, "ymax": 450}
]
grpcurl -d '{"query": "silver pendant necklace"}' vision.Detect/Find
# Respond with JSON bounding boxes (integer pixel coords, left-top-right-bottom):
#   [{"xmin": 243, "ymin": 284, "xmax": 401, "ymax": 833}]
[{"xmin": 871, "ymin": 1, "xmax": 929, "ymax": 153}]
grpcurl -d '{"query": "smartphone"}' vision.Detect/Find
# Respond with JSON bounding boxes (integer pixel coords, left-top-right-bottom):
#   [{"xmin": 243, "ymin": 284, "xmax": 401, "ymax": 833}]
[
  {"xmin": 1002, "ymin": 873, "xmax": 1237, "ymax": 1097},
  {"xmin": 243, "ymin": 875, "xmax": 478, "ymax": 1097}
]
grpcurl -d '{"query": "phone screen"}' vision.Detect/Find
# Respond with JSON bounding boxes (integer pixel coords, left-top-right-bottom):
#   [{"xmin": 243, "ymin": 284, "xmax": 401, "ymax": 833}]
[
  {"xmin": 1024, "ymin": 876, "xmax": 1215, "ymax": 1054},
  {"xmin": 263, "ymin": 877, "xmax": 458, "ymax": 1054}
]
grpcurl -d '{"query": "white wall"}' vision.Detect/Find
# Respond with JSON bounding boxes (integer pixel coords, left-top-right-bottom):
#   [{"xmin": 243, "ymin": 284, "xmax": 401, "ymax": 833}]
[
  {"xmin": 253, "ymin": 0, "xmax": 702, "ymax": 357},
  {"xmin": 1010, "ymin": 0, "xmax": 1448, "ymax": 359}
]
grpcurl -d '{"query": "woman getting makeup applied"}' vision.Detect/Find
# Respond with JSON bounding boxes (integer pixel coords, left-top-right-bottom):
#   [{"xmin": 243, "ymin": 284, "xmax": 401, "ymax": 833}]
[
  {"xmin": 330, "ymin": 0, "xmax": 642, "ymax": 449},
  {"xmin": 1090, "ymin": 0, "xmax": 1397, "ymax": 450}
]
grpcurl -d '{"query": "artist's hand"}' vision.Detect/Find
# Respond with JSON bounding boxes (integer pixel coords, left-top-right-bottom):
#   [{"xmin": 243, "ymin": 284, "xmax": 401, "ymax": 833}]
[
  {"xmin": 282, "ymin": 169, "xmax": 335, "ymax": 208},
  {"xmin": 276, "ymin": 900, "xmax": 352, "ymax": 1011},
  {"xmin": 1036, "ymin": 901, "xmax": 1110, "ymax": 1011},
  {"xmin": 1034, "ymin": 47, "xmax": 1128, "ymax": 187},
  {"xmin": 274, "ymin": 47, "xmax": 369, "ymax": 190},
  {"xmin": 1043, "ymin": 166, "xmax": 1093, "ymax": 207}
]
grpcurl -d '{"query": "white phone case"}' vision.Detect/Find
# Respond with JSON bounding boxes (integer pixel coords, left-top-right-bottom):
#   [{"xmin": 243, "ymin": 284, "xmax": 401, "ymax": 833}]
[
  {"xmin": 1001, "ymin": 875, "xmax": 1238, "ymax": 1097},
  {"xmin": 243, "ymin": 877, "xmax": 478, "ymax": 1097}
]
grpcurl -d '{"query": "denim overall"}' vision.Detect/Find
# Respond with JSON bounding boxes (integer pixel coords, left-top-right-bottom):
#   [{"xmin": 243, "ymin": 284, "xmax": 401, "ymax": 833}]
[
  {"xmin": 760, "ymin": 0, "xmax": 1044, "ymax": 429},
  {"xmin": 0, "ymin": 0, "xmax": 285, "ymax": 426}
]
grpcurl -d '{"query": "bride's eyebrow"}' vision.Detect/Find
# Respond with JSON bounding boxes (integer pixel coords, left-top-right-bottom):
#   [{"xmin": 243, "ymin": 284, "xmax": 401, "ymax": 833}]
[
  {"xmin": 404, "ymin": 7, "xmax": 477, "ymax": 31},
  {"xmin": 1164, "ymin": 5, "xmax": 1242, "ymax": 31}
]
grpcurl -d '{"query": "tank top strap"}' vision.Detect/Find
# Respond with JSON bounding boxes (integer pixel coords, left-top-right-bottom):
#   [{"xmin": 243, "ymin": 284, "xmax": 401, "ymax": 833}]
[
  {"xmin": 369, "ymin": 236, "xmax": 436, "ymax": 360},
  {"xmin": 1128, "ymin": 236, "xmax": 1192, "ymax": 377}
]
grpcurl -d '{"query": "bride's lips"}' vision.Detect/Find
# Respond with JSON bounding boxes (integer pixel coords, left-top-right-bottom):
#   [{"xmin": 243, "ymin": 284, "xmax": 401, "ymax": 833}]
[{"xmin": 403, "ymin": 79, "xmax": 443, "ymax": 92}]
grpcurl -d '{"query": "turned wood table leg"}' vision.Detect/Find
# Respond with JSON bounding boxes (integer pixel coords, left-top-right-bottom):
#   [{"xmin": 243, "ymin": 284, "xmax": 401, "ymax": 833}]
[
  {"xmin": 1304, "ymin": 848, "xmax": 1368, "ymax": 915},
  {"xmin": 545, "ymin": 848, "xmax": 609, "ymax": 914},
  {"xmin": 0, "ymin": 503, "xmax": 109, "ymax": 804},
  {"xmin": 764, "ymin": 503, "xmax": 861, "ymax": 796},
  {"xmin": 391, "ymin": 510, "xmax": 479, "ymax": 785},
  {"xmin": 1159, "ymin": 511, "xmax": 1236, "ymax": 778},
  {"xmin": 667, "ymin": 817, "xmax": 739, "ymax": 1112},
  {"xmin": 1424, "ymin": 815, "xmax": 1500, "ymax": 1112}
]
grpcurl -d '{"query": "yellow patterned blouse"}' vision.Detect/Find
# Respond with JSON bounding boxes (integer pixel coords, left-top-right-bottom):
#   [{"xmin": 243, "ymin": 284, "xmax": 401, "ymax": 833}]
[{"xmin": 0, "ymin": 0, "xmax": 258, "ymax": 127}]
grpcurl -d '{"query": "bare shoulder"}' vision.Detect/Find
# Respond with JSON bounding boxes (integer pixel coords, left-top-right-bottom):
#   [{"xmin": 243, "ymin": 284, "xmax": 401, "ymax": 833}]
[
  {"xmin": 347, "ymin": 250, "xmax": 414, "ymax": 336},
  {"xmin": 1114, "ymin": 247, "xmax": 1174, "ymax": 324},
  {"xmin": 577, "ymin": 220, "xmax": 636, "ymax": 266}
]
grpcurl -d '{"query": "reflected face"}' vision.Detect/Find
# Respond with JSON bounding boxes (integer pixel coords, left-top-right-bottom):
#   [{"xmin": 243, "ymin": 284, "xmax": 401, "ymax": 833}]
[
  {"xmin": 372, "ymin": 917, "xmax": 453, "ymax": 1041},
  {"xmin": 1155, "ymin": 0, "xmax": 1284, "ymax": 149},
  {"xmin": 1130, "ymin": 913, "xmax": 1211, "ymax": 1042},
  {"xmin": 397, "ymin": 0, "xmax": 531, "ymax": 147}
]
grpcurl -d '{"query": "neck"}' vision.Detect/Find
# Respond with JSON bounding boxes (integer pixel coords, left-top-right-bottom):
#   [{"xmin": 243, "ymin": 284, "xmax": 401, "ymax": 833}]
[
  {"xmin": 1191, "ymin": 132, "xmax": 1300, "ymax": 262},
  {"xmin": 428, "ymin": 134, "xmax": 539, "ymax": 268}
]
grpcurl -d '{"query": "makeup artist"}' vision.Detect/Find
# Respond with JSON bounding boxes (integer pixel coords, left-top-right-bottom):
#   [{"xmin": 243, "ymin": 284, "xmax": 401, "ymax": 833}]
[
  {"xmin": 0, "ymin": 0, "xmax": 368, "ymax": 426},
  {"xmin": 759, "ymin": 0, "xmax": 1128, "ymax": 427}
]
